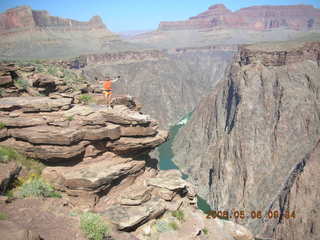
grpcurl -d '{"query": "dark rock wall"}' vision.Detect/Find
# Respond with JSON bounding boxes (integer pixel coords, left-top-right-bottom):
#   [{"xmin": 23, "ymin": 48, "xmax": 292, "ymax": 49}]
[{"xmin": 172, "ymin": 41, "xmax": 320, "ymax": 238}]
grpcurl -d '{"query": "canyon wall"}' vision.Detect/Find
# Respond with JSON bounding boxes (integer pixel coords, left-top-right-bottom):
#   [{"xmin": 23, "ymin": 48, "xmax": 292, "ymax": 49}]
[
  {"xmin": 83, "ymin": 47, "xmax": 234, "ymax": 127},
  {"xmin": 159, "ymin": 4, "xmax": 320, "ymax": 31},
  {"xmin": 173, "ymin": 41, "xmax": 320, "ymax": 239}
]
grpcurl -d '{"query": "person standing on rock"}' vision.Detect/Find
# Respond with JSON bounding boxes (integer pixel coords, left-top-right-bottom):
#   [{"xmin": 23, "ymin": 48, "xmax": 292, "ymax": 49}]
[{"xmin": 99, "ymin": 75, "xmax": 120, "ymax": 108}]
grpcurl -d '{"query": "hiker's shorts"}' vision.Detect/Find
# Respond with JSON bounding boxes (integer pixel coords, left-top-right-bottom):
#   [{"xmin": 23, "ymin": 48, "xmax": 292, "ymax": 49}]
[{"xmin": 103, "ymin": 90, "xmax": 112, "ymax": 96}]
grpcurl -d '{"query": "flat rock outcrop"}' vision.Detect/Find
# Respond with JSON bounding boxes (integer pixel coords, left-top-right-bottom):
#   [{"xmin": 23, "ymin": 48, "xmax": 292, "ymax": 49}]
[
  {"xmin": 173, "ymin": 41, "xmax": 320, "ymax": 239},
  {"xmin": 159, "ymin": 4, "xmax": 320, "ymax": 31}
]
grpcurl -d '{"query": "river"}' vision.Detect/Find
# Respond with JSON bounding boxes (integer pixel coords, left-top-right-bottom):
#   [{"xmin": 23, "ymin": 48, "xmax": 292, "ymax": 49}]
[{"xmin": 157, "ymin": 113, "xmax": 212, "ymax": 213}]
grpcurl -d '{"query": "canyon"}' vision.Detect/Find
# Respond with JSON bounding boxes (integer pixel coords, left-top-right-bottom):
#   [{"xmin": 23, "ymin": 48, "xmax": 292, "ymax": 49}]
[
  {"xmin": 173, "ymin": 41, "xmax": 320, "ymax": 239},
  {"xmin": 0, "ymin": 3, "xmax": 319, "ymax": 240}
]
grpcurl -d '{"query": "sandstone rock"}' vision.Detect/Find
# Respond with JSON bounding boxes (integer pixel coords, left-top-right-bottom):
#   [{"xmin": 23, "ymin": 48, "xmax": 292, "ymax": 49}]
[
  {"xmin": 42, "ymin": 157, "xmax": 145, "ymax": 192},
  {"xmin": 0, "ymin": 138, "xmax": 89, "ymax": 161},
  {"xmin": 83, "ymin": 124, "xmax": 121, "ymax": 141},
  {"xmin": 146, "ymin": 170, "xmax": 187, "ymax": 191},
  {"xmin": 102, "ymin": 198, "xmax": 166, "ymax": 230},
  {"xmin": 120, "ymin": 187, "xmax": 152, "ymax": 206},
  {"xmin": 0, "ymin": 161, "xmax": 21, "ymax": 194},
  {"xmin": 107, "ymin": 130, "xmax": 168, "ymax": 155},
  {"xmin": 0, "ymin": 128, "xmax": 7, "ymax": 139},
  {"xmin": 0, "ymin": 221, "xmax": 41, "ymax": 240},
  {"xmin": 0, "ymin": 75, "xmax": 12, "ymax": 86},
  {"xmin": 120, "ymin": 126, "xmax": 157, "ymax": 137},
  {"xmin": 0, "ymin": 116, "xmax": 47, "ymax": 127},
  {"xmin": 9, "ymin": 126, "xmax": 84, "ymax": 145},
  {"xmin": 0, "ymin": 97, "xmax": 72, "ymax": 112}
]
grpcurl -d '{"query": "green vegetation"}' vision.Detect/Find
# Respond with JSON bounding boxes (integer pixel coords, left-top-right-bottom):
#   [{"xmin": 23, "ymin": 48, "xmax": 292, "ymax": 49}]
[
  {"xmin": 155, "ymin": 220, "xmax": 172, "ymax": 233},
  {"xmin": 80, "ymin": 212, "xmax": 109, "ymax": 240},
  {"xmin": 0, "ymin": 146, "xmax": 44, "ymax": 175},
  {"xmin": 66, "ymin": 115, "xmax": 74, "ymax": 121},
  {"xmin": 0, "ymin": 122, "xmax": 6, "ymax": 129},
  {"xmin": 171, "ymin": 210, "xmax": 185, "ymax": 222},
  {"xmin": 16, "ymin": 177, "xmax": 61, "ymax": 199},
  {"xmin": 168, "ymin": 221, "xmax": 179, "ymax": 230},
  {"xmin": 14, "ymin": 78, "xmax": 29, "ymax": 90},
  {"xmin": 202, "ymin": 228, "xmax": 209, "ymax": 235},
  {"xmin": 78, "ymin": 94, "xmax": 93, "ymax": 105},
  {"xmin": 0, "ymin": 212, "xmax": 8, "ymax": 220}
]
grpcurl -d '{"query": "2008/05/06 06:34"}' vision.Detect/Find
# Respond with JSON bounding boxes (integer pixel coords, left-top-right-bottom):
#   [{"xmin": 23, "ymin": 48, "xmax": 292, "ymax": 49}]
[{"xmin": 206, "ymin": 210, "xmax": 296, "ymax": 220}]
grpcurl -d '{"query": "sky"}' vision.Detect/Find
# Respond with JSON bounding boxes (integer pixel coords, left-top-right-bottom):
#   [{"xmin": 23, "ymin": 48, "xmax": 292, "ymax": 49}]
[{"xmin": 0, "ymin": 0, "xmax": 320, "ymax": 32}]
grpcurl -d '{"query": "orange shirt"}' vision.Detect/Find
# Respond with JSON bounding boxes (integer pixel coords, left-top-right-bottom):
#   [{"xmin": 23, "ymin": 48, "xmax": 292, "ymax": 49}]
[{"xmin": 103, "ymin": 80, "xmax": 112, "ymax": 90}]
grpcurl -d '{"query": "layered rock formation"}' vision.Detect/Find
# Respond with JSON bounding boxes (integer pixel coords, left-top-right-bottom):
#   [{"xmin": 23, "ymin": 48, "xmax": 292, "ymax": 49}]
[
  {"xmin": 0, "ymin": 6, "xmax": 107, "ymax": 34},
  {"xmin": 173, "ymin": 41, "xmax": 320, "ymax": 239},
  {"xmin": 0, "ymin": 62, "xmax": 255, "ymax": 239},
  {"xmin": 0, "ymin": 6, "xmax": 136, "ymax": 59},
  {"xmin": 159, "ymin": 4, "xmax": 320, "ymax": 31}
]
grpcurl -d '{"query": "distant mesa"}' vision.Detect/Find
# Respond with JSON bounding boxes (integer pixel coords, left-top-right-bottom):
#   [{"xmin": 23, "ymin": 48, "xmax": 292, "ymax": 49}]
[
  {"xmin": 158, "ymin": 4, "xmax": 320, "ymax": 31},
  {"xmin": 0, "ymin": 5, "xmax": 110, "ymax": 34}
]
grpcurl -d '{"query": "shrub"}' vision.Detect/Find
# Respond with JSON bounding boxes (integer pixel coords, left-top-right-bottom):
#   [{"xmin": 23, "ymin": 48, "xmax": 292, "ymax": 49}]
[
  {"xmin": 168, "ymin": 221, "xmax": 179, "ymax": 230},
  {"xmin": 66, "ymin": 115, "xmax": 74, "ymax": 121},
  {"xmin": 202, "ymin": 228, "xmax": 209, "ymax": 235},
  {"xmin": 155, "ymin": 220, "xmax": 171, "ymax": 233},
  {"xmin": 0, "ymin": 146, "xmax": 44, "ymax": 175},
  {"xmin": 16, "ymin": 177, "xmax": 61, "ymax": 198},
  {"xmin": 171, "ymin": 210, "xmax": 185, "ymax": 222},
  {"xmin": 80, "ymin": 212, "xmax": 109, "ymax": 240},
  {"xmin": 79, "ymin": 94, "xmax": 93, "ymax": 105},
  {"xmin": 0, "ymin": 122, "xmax": 6, "ymax": 129},
  {"xmin": 0, "ymin": 212, "xmax": 7, "ymax": 220},
  {"xmin": 14, "ymin": 78, "xmax": 29, "ymax": 90}
]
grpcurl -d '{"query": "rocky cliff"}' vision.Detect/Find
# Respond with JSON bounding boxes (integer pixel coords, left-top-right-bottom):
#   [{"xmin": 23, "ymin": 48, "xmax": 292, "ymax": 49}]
[
  {"xmin": 173, "ymin": 41, "xmax": 320, "ymax": 239},
  {"xmin": 159, "ymin": 4, "xmax": 320, "ymax": 31},
  {"xmin": 0, "ymin": 6, "xmax": 107, "ymax": 34},
  {"xmin": 83, "ymin": 47, "xmax": 234, "ymax": 127},
  {"xmin": 0, "ymin": 62, "xmax": 254, "ymax": 240},
  {"xmin": 0, "ymin": 6, "xmax": 139, "ymax": 60}
]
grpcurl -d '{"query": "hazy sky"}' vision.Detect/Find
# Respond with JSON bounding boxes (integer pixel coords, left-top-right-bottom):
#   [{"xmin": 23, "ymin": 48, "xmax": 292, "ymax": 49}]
[{"xmin": 0, "ymin": 0, "xmax": 319, "ymax": 32}]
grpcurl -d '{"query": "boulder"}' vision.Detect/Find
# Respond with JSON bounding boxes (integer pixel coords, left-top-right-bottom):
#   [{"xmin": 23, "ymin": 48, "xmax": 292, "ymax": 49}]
[
  {"xmin": 120, "ymin": 187, "xmax": 152, "ymax": 206},
  {"xmin": 102, "ymin": 198, "xmax": 166, "ymax": 230},
  {"xmin": 42, "ymin": 157, "xmax": 145, "ymax": 192}
]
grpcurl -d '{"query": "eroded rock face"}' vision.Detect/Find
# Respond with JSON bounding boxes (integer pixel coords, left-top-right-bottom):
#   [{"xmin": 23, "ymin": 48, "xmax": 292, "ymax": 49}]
[
  {"xmin": 0, "ymin": 96, "xmax": 167, "ymax": 162},
  {"xmin": 159, "ymin": 4, "xmax": 320, "ymax": 31},
  {"xmin": 0, "ymin": 6, "xmax": 107, "ymax": 33},
  {"xmin": 173, "ymin": 41, "xmax": 320, "ymax": 239}
]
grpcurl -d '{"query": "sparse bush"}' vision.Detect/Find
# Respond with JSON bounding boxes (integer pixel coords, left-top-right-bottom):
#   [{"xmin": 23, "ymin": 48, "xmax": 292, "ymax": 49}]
[
  {"xmin": 66, "ymin": 115, "xmax": 74, "ymax": 121},
  {"xmin": 79, "ymin": 94, "xmax": 93, "ymax": 105},
  {"xmin": 202, "ymin": 228, "xmax": 209, "ymax": 235},
  {"xmin": 80, "ymin": 212, "xmax": 109, "ymax": 240},
  {"xmin": 155, "ymin": 220, "xmax": 171, "ymax": 233},
  {"xmin": 14, "ymin": 78, "xmax": 29, "ymax": 90},
  {"xmin": 168, "ymin": 221, "xmax": 179, "ymax": 230},
  {"xmin": 0, "ymin": 212, "xmax": 7, "ymax": 220},
  {"xmin": 0, "ymin": 146, "xmax": 44, "ymax": 174},
  {"xmin": 0, "ymin": 122, "xmax": 6, "ymax": 129},
  {"xmin": 171, "ymin": 210, "xmax": 185, "ymax": 222},
  {"xmin": 16, "ymin": 177, "xmax": 61, "ymax": 199}
]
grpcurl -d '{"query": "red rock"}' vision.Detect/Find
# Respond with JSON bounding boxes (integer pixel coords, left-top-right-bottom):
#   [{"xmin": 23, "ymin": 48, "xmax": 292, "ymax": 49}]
[{"xmin": 159, "ymin": 4, "xmax": 320, "ymax": 31}]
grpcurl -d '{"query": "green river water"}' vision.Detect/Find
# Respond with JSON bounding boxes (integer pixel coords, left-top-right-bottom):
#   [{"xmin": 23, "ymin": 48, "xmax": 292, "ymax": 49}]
[{"xmin": 157, "ymin": 114, "xmax": 212, "ymax": 213}]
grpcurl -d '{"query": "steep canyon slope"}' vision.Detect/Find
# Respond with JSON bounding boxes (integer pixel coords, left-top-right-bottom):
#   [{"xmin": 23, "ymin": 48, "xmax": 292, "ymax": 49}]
[
  {"xmin": 83, "ymin": 47, "xmax": 233, "ymax": 127},
  {"xmin": 172, "ymin": 41, "xmax": 320, "ymax": 239}
]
